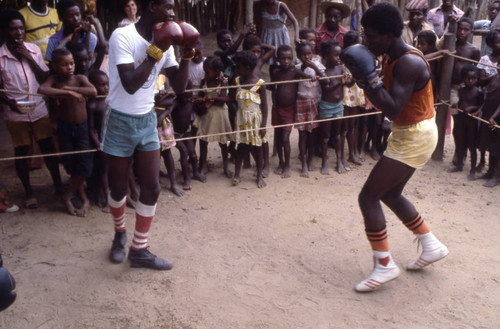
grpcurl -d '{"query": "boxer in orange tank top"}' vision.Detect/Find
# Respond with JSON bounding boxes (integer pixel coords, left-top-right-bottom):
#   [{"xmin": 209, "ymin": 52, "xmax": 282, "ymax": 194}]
[{"xmin": 340, "ymin": 3, "xmax": 449, "ymax": 292}]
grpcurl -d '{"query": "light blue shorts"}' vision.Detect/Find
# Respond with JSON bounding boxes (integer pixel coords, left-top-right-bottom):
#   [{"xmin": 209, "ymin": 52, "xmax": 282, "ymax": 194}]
[
  {"xmin": 319, "ymin": 100, "xmax": 344, "ymax": 119},
  {"xmin": 101, "ymin": 106, "xmax": 160, "ymax": 157}
]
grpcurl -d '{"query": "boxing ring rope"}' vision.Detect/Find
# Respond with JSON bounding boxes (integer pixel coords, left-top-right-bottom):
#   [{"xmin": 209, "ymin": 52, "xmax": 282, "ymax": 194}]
[{"xmin": 0, "ymin": 52, "xmax": 498, "ymax": 161}]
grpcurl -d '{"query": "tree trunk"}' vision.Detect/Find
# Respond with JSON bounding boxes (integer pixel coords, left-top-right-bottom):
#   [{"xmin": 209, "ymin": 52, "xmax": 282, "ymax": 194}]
[
  {"xmin": 245, "ymin": 0, "xmax": 253, "ymax": 25},
  {"xmin": 433, "ymin": 21, "xmax": 457, "ymax": 161},
  {"xmin": 309, "ymin": 0, "xmax": 318, "ymax": 28}
]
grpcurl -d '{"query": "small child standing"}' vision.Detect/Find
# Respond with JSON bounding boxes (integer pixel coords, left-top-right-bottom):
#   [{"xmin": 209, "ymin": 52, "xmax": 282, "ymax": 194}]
[
  {"xmin": 295, "ymin": 41, "xmax": 324, "ymax": 177},
  {"xmin": 39, "ymin": 48, "xmax": 97, "ymax": 216},
  {"xmin": 194, "ymin": 56, "xmax": 234, "ymax": 178},
  {"xmin": 342, "ymin": 31, "xmax": 365, "ymax": 167},
  {"xmin": 87, "ymin": 70, "xmax": 110, "ymax": 211},
  {"xmin": 319, "ymin": 40, "xmax": 348, "ymax": 175},
  {"xmin": 270, "ymin": 45, "xmax": 310, "ymax": 178},
  {"xmin": 215, "ymin": 26, "xmax": 255, "ymax": 163},
  {"xmin": 448, "ymin": 65, "xmax": 483, "ymax": 179},
  {"xmin": 242, "ymin": 34, "xmax": 275, "ymax": 177},
  {"xmin": 476, "ymin": 66, "xmax": 500, "ymax": 186},
  {"xmin": 232, "ymin": 51, "xmax": 268, "ymax": 188},
  {"xmin": 171, "ymin": 81, "xmax": 202, "ymax": 192}
]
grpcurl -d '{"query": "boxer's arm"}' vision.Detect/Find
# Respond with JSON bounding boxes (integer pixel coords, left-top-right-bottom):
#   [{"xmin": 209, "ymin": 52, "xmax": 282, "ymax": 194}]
[
  {"xmin": 117, "ymin": 58, "xmax": 157, "ymax": 95},
  {"xmin": 364, "ymin": 54, "xmax": 428, "ymax": 121},
  {"xmin": 164, "ymin": 58, "xmax": 190, "ymax": 95}
]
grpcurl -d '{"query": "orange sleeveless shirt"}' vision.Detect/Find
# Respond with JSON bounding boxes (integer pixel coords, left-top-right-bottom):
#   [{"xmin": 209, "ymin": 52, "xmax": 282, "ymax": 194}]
[{"xmin": 382, "ymin": 49, "xmax": 434, "ymax": 126}]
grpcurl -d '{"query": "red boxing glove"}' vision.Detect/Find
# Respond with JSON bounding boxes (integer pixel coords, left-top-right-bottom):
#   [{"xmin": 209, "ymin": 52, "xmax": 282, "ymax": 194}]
[
  {"xmin": 152, "ymin": 21, "xmax": 183, "ymax": 52},
  {"xmin": 177, "ymin": 21, "xmax": 200, "ymax": 49}
]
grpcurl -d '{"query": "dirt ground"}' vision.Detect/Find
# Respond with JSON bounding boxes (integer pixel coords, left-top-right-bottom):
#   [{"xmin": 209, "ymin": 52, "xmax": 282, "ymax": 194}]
[
  {"xmin": 1, "ymin": 115, "xmax": 499, "ymax": 328},
  {"xmin": 1, "ymin": 35, "xmax": 499, "ymax": 329}
]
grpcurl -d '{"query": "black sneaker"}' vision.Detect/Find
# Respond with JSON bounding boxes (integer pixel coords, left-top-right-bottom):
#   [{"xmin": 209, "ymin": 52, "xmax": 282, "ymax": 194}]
[
  {"xmin": 128, "ymin": 247, "xmax": 173, "ymax": 270},
  {"xmin": 109, "ymin": 231, "xmax": 127, "ymax": 264}
]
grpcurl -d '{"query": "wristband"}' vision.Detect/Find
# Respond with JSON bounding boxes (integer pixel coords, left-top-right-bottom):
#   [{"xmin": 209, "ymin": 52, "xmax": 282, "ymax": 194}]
[
  {"xmin": 146, "ymin": 44, "xmax": 164, "ymax": 62},
  {"xmin": 181, "ymin": 48, "xmax": 196, "ymax": 61},
  {"xmin": 366, "ymin": 75, "xmax": 384, "ymax": 93}
]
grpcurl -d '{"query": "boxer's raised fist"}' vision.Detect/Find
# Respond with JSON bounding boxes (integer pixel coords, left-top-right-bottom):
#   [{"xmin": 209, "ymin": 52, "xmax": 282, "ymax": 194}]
[
  {"xmin": 340, "ymin": 44, "xmax": 377, "ymax": 87},
  {"xmin": 177, "ymin": 21, "xmax": 200, "ymax": 49},
  {"xmin": 152, "ymin": 21, "xmax": 183, "ymax": 52},
  {"xmin": 0, "ymin": 256, "xmax": 16, "ymax": 312}
]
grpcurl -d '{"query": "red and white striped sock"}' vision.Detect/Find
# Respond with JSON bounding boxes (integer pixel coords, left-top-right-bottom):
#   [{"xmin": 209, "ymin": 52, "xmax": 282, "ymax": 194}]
[
  {"xmin": 130, "ymin": 201, "xmax": 156, "ymax": 250},
  {"xmin": 108, "ymin": 193, "xmax": 126, "ymax": 233}
]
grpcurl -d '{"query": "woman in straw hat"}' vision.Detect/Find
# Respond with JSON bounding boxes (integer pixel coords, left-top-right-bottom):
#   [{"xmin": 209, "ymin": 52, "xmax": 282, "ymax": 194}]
[{"xmin": 315, "ymin": 0, "xmax": 351, "ymax": 53}]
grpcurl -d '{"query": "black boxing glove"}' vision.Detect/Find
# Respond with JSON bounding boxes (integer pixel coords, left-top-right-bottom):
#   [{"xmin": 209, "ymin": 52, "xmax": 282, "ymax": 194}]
[
  {"xmin": 340, "ymin": 44, "xmax": 383, "ymax": 92},
  {"xmin": 0, "ymin": 255, "xmax": 16, "ymax": 312}
]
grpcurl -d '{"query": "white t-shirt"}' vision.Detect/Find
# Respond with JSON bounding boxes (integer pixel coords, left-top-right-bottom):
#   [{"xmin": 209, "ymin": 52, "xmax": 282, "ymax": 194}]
[{"xmin": 106, "ymin": 23, "xmax": 178, "ymax": 115}]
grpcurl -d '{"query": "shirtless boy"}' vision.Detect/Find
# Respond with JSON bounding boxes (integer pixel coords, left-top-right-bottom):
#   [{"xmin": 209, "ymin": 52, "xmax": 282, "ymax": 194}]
[
  {"xmin": 319, "ymin": 40, "xmax": 348, "ymax": 175},
  {"xmin": 449, "ymin": 65, "xmax": 483, "ymax": 179},
  {"xmin": 87, "ymin": 70, "xmax": 110, "ymax": 211},
  {"xmin": 270, "ymin": 45, "xmax": 309, "ymax": 178},
  {"xmin": 450, "ymin": 17, "xmax": 480, "ymax": 168},
  {"xmin": 39, "ymin": 48, "xmax": 97, "ymax": 216},
  {"xmin": 171, "ymin": 81, "xmax": 205, "ymax": 191}
]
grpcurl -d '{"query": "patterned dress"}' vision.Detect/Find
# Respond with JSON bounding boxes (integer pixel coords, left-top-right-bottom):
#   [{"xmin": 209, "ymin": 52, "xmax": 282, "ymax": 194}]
[
  {"xmin": 234, "ymin": 77, "xmax": 268, "ymax": 146},
  {"xmin": 261, "ymin": 1, "xmax": 290, "ymax": 65},
  {"xmin": 193, "ymin": 82, "xmax": 233, "ymax": 143}
]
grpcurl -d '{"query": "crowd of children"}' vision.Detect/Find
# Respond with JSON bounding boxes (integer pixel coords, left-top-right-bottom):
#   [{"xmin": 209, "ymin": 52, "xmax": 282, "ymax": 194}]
[{"xmin": 1, "ymin": 0, "xmax": 499, "ymax": 217}]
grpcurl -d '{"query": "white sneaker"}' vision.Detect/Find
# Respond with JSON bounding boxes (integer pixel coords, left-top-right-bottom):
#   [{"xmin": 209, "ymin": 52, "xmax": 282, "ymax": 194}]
[
  {"xmin": 5, "ymin": 204, "xmax": 19, "ymax": 213},
  {"xmin": 407, "ymin": 232, "xmax": 449, "ymax": 270},
  {"xmin": 355, "ymin": 255, "xmax": 401, "ymax": 292}
]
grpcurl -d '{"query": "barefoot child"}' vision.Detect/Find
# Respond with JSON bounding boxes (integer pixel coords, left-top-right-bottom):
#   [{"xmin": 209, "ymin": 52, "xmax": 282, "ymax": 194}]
[
  {"xmin": 448, "ymin": 65, "xmax": 483, "ymax": 179},
  {"xmin": 194, "ymin": 56, "xmax": 233, "ymax": 178},
  {"xmin": 232, "ymin": 50, "xmax": 268, "ymax": 188},
  {"xmin": 215, "ymin": 25, "xmax": 255, "ymax": 165},
  {"xmin": 450, "ymin": 17, "xmax": 480, "ymax": 169},
  {"xmin": 476, "ymin": 29, "xmax": 500, "ymax": 171},
  {"xmin": 39, "ymin": 48, "xmax": 97, "ymax": 216},
  {"xmin": 270, "ymin": 45, "xmax": 310, "ymax": 178},
  {"xmin": 295, "ymin": 41, "xmax": 324, "ymax": 177},
  {"xmin": 243, "ymin": 34, "xmax": 275, "ymax": 177},
  {"xmin": 154, "ymin": 79, "xmax": 184, "ymax": 196},
  {"xmin": 343, "ymin": 31, "xmax": 366, "ymax": 167},
  {"xmin": 476, "ymin": 66, "xmax": 500, "ymax": 186},
  {"xmin": 171, "ymin": 81, "xmax": 202, "ymax": 192},
  {"xmin": 319, "ymin": 40, "xmax": 348, "ymax": 175},
  {"xmin": 87, "ymin": 70, "xmax": 110, "ymax": 211}
]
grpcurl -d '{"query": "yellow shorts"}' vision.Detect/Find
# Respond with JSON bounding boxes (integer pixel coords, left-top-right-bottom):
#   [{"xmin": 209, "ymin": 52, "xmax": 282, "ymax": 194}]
[
  {"xmin": 5, "ymin": 116, "xmax": 53, "ymax": 148},
  {"xmin": 385, "ymin": 118, "xmax": 437, "ymax": 169}
]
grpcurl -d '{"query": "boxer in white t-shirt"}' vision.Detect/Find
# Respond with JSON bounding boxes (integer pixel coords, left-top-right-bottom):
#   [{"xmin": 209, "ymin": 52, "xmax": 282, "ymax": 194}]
[{"xmin": 102, "ymin": 0, "xmax": 197, "ymax": 270}]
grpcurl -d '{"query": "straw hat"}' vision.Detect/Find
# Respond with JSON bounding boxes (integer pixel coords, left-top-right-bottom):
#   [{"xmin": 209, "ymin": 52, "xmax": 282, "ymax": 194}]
[
  {"xmin": 405, "ymin": 0, "xmax": 428, "ymax": 10},
  {"xmin": 320, "ymin": 0, "xmax": 351, "ymax": 19}
]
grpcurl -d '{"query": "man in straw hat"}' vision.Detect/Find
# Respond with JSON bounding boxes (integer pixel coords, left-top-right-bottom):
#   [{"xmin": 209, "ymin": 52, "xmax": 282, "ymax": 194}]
[
  {"xmin": 340, "ymin": 2, "xmax": 448, "ymax": 292},
  {"xmin": 402, "ymin": 0, "xmax": 434, "ymax": 46},
  {"xmin": 315, "ymin": 0, "xmax": 350, "ymax": 53}
]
